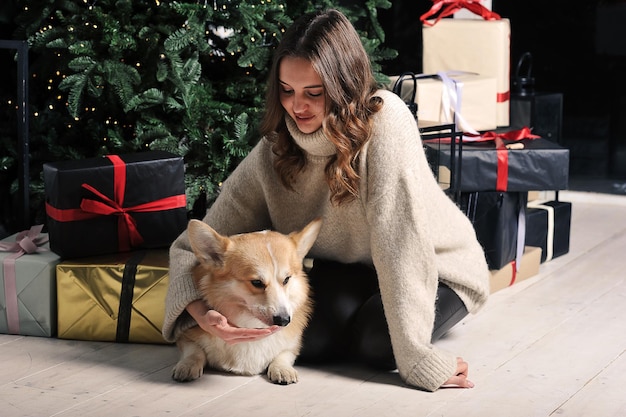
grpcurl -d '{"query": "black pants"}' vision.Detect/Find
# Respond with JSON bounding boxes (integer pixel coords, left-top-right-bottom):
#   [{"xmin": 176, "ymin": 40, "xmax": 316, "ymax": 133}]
[{"xmin": 298, "ymin": 260, "xmax": 468, "ymax": 370}]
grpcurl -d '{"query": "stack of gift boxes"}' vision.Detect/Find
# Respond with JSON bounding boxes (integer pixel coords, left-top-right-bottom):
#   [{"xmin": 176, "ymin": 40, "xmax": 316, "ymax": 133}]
[
  {"xmin": 1, "ymin": 151, "xmax": 187, "ymax": 341},
  {"xmin": 388, "ymin": 1, "xmax": 572, "ymax": 293}
]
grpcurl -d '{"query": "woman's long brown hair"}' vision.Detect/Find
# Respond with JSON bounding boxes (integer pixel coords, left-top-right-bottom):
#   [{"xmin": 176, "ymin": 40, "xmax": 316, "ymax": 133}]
[{"xmin": 259, "ymin": 9, "xmax": 382, "ymax": 206}]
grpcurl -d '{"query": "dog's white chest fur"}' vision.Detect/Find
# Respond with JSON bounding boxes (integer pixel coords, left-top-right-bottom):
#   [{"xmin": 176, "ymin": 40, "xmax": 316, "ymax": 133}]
[{"xmin": 199, "ymin": 330, "xmax": 297, "ymax": 375}]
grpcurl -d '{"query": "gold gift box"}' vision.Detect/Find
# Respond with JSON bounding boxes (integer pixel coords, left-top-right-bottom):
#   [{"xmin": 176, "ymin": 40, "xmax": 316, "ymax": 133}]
[
  {"xmin": 56, "ymin": 249, "xmax": 170, "ymax": 344},
  {"xmin": 423, "ymin": 18, "xmax": 511, "ymax": 127}
]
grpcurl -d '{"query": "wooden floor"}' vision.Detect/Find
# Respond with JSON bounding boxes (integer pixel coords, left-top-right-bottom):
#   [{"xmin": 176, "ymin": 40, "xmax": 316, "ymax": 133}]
[{"xmin": 1, "ymin": 190, "xmax": 625, "ymax": 417}]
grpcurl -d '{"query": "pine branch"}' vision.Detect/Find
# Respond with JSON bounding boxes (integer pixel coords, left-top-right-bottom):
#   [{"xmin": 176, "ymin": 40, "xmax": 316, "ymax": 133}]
[
  {"xmin": 124, "ymin": 88, "xmax": 165, "ymax": 112},
  {"xmin": 102, "ymin": 60, "xmax": 141, "ymax": 106},
  {"xmin": 59, "ymin": 72, "xmax": 92, "ymax": 118}
]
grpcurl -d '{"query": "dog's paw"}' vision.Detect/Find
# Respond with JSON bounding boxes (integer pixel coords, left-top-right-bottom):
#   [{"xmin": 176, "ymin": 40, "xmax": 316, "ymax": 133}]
[
  {"xmin": 172, "ymin": 360, "xmax": 204, "ymax": 382},
  {"xmin": 267, "ymin": 363, "xmax": 299, "ymax": 385}
]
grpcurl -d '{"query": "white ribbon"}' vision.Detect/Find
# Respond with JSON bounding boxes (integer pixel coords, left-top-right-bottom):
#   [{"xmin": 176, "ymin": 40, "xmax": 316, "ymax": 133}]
[
  {"xmin": 527, "ymin": 201, "xmax": 555, "ymax": 262},
  {"xmin": 437, "ymin": 71, "xmax": 480, "ymax": 135}
]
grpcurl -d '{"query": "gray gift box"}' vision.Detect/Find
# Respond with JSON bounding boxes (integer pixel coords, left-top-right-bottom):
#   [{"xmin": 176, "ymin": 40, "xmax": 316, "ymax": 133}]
[{"xmin": 1, "ymin": 233, "xmax": 60, "ymax": 337}]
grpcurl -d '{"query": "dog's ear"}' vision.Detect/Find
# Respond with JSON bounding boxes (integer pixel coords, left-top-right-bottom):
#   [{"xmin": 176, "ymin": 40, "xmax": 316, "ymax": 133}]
[
  {"xmin": 187, "ymin": 219, "xmax": 231, "ymax": 266},
  {"xmin": 290, "ymin": 218, "xmax": 322, "ymax": 260}
]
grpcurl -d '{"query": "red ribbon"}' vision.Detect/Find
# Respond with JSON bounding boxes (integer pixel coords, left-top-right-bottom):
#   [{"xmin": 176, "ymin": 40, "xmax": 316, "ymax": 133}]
[
  {"xmin": 494, "ymin": 136, "xmax": 509, "ymax": 191},
  {"xmin": 423, "ymin": 126, "xmax": 540, "ymax": 145},
  {"xmin": 420, "ymin": 0, "xmax": 501, "ymax": 26},
  {"xmin": 509, "ymin": 260, "xmax": 517, "ymax": 286},
  {"xmin": 1, "ymin": 225, "xmax": 48, "ymax": 334},
  {"xmin": 45, "ymin": 155, "xmax": 186, "ymax": 252},
  {"xmin": 497, "ymin": 90, "xmax": 510, "ymax": 104},
  {"xmin": 470, "ymin": 128, "xmax": 540, "ymax": 191}
]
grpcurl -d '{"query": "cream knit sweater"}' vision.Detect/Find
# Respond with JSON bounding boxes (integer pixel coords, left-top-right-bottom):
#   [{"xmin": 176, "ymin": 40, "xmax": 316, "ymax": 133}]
[{"xmin": 163, "ymin": 89, "xmax": 490, "ymax": 392}]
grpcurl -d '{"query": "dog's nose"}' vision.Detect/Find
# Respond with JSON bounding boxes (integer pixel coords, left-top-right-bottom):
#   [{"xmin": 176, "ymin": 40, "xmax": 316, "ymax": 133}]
[{"xmin": 272, "ymin": 315, "xmax": 291, "ymax": 327}]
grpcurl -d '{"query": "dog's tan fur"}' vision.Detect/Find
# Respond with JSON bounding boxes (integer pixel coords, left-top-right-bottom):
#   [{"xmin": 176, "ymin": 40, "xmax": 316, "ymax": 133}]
[{"xmin": 172, "ymin": 218, "xmax": 321, "ymax": 385}]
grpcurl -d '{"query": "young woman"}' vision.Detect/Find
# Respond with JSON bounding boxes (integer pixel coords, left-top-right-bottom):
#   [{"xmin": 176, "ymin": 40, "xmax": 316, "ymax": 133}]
[{"xmin": 162, "ymin": 9, "xmax": 490, "ymax": 392}]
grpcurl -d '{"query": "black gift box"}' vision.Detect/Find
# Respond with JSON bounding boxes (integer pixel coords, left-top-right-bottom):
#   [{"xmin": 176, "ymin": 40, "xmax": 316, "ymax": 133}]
[
  {"xmin": 460, "ymin": 191, "xmax": 527, "ymax": 270},
  {"xmin": 43, "ymin": 151, "xmax": 187, "ymax": 259},
  {"xmin": 525, "ymin": 200, "xmax": 572, "ymax": 262},
  {"xmin": 425, "ymin": 137, "xmax": 569, "ymax": 192}
]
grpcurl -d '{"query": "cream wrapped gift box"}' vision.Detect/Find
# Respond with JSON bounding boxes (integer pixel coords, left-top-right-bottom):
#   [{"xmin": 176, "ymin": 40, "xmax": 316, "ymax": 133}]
[
  {"xmin": 489, "ymin": 246, "xmax": 542, "ymax": 294},
  {"xmin": 1, "ymin": 226, "xmax": 60, "ymax": 337},
  {"xmin": 423, "ymin": 18, "xmax": 511, "ymax": 127},
  {"xmin": 388, "ymin": 72, "xmax": 497, "ymax": 132}
]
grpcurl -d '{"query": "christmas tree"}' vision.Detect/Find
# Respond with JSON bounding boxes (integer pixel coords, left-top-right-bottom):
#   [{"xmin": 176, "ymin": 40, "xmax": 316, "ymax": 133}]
[{"xmin": 1, "ymin": 0, "xmax": 395, "ymax": 231}]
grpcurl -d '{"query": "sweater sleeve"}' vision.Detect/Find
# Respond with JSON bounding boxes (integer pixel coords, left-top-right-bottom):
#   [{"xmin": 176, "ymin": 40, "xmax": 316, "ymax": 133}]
[
  {"xmin": 364, "ymin": 91, "xmax": 486, "ymax": 391},
  {"xmin": 367, "ymin": 174, "xmax": 458, "ymax": 392},
  {"xmin": 162, "ymin": 140, "xmax": 273, "ymax": 342}
]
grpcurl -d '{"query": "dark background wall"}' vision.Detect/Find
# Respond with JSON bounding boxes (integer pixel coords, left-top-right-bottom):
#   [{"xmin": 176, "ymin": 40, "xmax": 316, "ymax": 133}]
[{"xmin": 378, "ymin": 0, "xmax": 626, "ymax": 182}]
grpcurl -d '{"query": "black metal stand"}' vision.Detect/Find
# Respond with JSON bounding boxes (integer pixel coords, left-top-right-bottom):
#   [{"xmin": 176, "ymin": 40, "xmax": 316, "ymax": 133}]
[
  {"xmin": 419, "ymin": 122, "xmax": 463, "ymax": 204},
  {"xmin": 1, "ymin": 40, "xmax": 29, "ymax": 231}
]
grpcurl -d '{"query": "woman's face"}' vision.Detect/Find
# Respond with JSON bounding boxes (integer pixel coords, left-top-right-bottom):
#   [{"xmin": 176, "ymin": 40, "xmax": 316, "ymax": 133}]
[{"xmin": 278, "ymin": 56, "xmax": 326, "ymax": 134}]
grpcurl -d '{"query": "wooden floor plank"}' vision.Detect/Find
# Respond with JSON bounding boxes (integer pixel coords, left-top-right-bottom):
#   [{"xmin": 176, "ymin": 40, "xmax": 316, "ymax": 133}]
[
  {"xmin": 551, "ymin": 348, "xmax": 626, "ymax": 417},
  {"xmin": 439, "ymin": 278, "xmax": 626, "ymax": 417}
]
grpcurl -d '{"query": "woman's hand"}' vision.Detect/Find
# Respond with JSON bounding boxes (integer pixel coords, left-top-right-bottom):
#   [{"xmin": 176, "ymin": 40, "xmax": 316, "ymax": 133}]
[
  {"xmin": 441, "ymin": 357, "xmax": 474, "ymax": 389},
  {"xmin": 186, "ymin": 300, "xmax": 280, "ymax": 345}
]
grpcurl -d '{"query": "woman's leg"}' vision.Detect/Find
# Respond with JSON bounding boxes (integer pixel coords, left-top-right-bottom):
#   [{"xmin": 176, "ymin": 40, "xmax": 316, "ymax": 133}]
[
  {"xmin": 431, "ymin": 284, "xmax": 469, "ymax": 342},
  {"xmin": 351, "ymin": 283, "xmax": 469, "ymax": 370},
  {"xmin": 298, "ymin": 260, "xmax": 379, "ymax": 363},
  {"xmin": 298, "ymin": 259, "xmax": 469, "ymax": 370}
]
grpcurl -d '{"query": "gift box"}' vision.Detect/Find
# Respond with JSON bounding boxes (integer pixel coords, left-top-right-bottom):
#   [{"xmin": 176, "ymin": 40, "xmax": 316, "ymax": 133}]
[
  {"xmin": 388, "ymin": 72, "xmax": 497, "ymax": 132},
  {"xmin": 56, "ymin": 249, "xmax": 170, "ymax": 344},
  {"xmin": 525, "ymin": 200, "xmax": 572, "ymax": 262},
  {"xmin": 43, "ymin": 151, "xmax": 187, "ymax": 259},
  {"xmin": 490, "ymin": 246, "xmax": 542, "ymax": 294},
  {"xmin": 422, "ymin": 10, "xmax": 510, "ymax": 126},
  {"xmin": 1, "ymin": 226, "xmax": 60, "ymax": 337},
  {"xmin": 425, "ymin": 136, "xmax": 570, "ymax": 192},
  {"xmin": 460, "ymin": 191, "xmax": 527, "ymax": 270}
]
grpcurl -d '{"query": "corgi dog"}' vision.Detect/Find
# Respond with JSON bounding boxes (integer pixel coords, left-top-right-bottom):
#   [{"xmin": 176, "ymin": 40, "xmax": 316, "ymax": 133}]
[{"xmin": 172, "ymin": 218, "xmax": 322, "ymax": 385}]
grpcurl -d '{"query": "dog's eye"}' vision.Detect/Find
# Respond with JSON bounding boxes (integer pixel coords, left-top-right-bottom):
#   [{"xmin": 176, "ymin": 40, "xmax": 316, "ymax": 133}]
[
  {"xmin": 250, "ymin": 279, "xmax": 265, "ymax": 289},
  {"xmin": 283, "ymin": 276, "xmax": 291, "ymax": 285}
]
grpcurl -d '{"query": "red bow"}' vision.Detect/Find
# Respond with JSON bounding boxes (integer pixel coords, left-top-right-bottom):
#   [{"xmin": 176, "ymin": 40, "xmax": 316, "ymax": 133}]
[
  {"xmin": 45, "ymin": 155, "xmax": 186, "ymax": 252},
  {"xmin": 423, "ymin": 126, "xmax": 540, "ymax": 145},
  {"xmin": 421, "ymin": 0, "xmax": 501, "ymax": 26}
]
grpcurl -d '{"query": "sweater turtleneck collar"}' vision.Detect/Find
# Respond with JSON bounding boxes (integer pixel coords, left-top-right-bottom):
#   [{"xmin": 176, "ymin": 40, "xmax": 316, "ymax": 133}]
[{"xmin": 285, "ymin": 115, "xmax": 337, "ymax": 158}]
